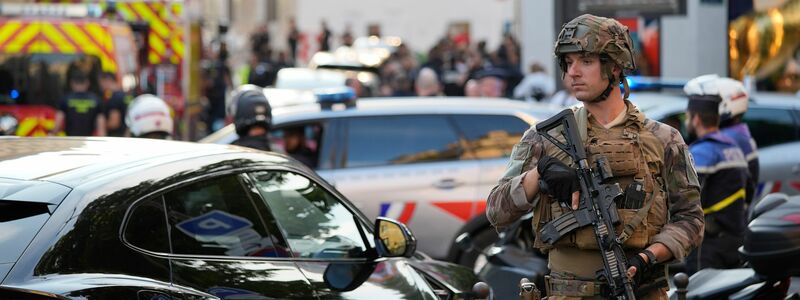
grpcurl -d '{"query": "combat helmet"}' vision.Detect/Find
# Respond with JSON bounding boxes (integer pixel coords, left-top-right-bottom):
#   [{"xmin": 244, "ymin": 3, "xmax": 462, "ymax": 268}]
[
  {"xmin": 554, "ymin": 14, "xmax": 637, "ymax": 99},
  {"xmin": 228, "ymin": 84, "xmax": 272, "ymax": 136}
]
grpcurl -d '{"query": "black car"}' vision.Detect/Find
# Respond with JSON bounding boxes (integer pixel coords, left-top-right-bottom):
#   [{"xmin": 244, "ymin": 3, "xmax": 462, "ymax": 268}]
[{"xmin": 0, "ymin": 137, "xmax": 481, "ymax": 299}]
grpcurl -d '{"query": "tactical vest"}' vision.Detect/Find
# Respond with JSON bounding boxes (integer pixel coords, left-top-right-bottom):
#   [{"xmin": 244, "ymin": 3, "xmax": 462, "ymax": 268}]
[{"xmin": 532, "ymin": 107, "xmax": 668, "ymax": 251}]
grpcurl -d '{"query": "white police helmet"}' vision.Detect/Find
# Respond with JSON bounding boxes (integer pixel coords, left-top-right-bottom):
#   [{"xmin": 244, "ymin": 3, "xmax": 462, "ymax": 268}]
[
  {"xmin": 684, "ymin": 74, "xmax": 749, "ymax": 120},
  {"xmin": 125, "ymin": 94, "xmax": 173, "ymax": 137}
]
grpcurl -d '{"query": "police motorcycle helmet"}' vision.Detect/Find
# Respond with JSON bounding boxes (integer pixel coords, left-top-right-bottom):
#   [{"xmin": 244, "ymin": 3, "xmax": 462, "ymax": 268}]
[
  {"xmin": 227, "ymin": 84, "xmax": 272, "ymax": 136},
  {"xmin": 125, "ymin": 94, "xmax": 173, "ymax": 138},
  {"xmin": 683, "ymin": 74, "xmax": 749, "ymax": 122},
  {"xmin": 553, "ymin": 14, "xmax": 637, "ymax": 100}
]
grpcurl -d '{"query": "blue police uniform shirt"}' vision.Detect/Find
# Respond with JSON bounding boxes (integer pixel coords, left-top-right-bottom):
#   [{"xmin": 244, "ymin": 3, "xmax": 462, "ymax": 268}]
[
  {"xmin": 690, "ymin": 131, "xmax": 749, "ymax": 234},
  {"xmin": 720, "ymin": 123, "xmax": 760, "ymax": 204}
]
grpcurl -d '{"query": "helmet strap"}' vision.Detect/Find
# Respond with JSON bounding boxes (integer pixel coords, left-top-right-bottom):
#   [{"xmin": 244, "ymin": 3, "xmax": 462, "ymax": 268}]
[
  {"xmin": 621, "ymin": 74, "xmax": 630, "ymax": 99},
  {"xmin": 589, "ymin": 62, "xmax": 615, "ymax": 102}
]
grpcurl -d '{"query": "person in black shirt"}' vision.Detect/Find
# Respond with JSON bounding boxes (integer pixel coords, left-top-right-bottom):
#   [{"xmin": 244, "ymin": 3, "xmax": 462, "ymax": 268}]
[
  {"xmin": 99, "ymin": 72, "xmax": 132, "ymax": 137},
  {"xmin": 54, "ymin": 71, "xmax": 106, "ymax": 136},
  {"xmin": 287, "ymin": 18, "xmax": 299, "ymax": 64},
  {"xmin": 204, "ymin": 47, "xmax": 232, "ymax": 133},
  {"xmin": 319, "ymin": 20, "xmax": 332, "ymax": 52}
]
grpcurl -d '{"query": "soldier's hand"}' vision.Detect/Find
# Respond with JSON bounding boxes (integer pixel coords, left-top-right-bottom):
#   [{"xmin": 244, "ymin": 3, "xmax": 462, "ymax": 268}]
[
  {"xmin": 627, "ymin": 252, "xmax": 650, "ymax": 287},
  {"xmin": 537, "ymin": 155, "xmax": 580, "ymax": 208}
]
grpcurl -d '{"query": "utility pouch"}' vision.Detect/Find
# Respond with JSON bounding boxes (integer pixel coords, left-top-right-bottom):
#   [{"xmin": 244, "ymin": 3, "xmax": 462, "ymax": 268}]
[{"xmin": 622, "ymin": 181, "xmax": 646, "ymax": 209}]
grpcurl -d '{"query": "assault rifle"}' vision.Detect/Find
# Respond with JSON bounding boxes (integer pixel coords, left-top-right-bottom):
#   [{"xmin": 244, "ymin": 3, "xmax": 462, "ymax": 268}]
[{"xmin": 536, "ymin": 109, "xmax": 636, "ymax": 299}]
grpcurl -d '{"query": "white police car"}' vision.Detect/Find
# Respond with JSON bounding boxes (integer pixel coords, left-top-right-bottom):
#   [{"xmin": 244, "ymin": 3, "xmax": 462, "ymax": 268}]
[{"xmin": 201, "ymin": 88, "xmax": 561, "ymax": 267}]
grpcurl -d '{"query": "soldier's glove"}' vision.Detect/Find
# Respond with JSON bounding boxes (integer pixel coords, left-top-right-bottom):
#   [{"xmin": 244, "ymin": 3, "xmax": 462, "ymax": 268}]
[
  {"xmin": 537, "ymin": 155, "xmax": 579, "ymax": 208},
  {"xmin": 627, "ymin": 251, "xmax": 652, "ymax": 287}
]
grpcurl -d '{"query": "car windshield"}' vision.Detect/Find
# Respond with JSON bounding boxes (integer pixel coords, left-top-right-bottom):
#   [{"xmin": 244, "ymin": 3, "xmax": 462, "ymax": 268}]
[{"xmin": 0, "ymin": 200, "xmax": 51, "ymax": 263}]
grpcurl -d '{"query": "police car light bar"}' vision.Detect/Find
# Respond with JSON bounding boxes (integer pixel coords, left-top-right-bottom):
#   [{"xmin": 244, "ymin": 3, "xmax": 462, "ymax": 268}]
[
  {"xmin": 625, "ymin": 76, "xmax": 688, "ymax": 91},
  {"xmin": 0, "ymin": 3, "xmax": 103, "ymax": 18},
  {"xmin": 314, "ymin": 87, "xmax": 357, "ymax": 110}
]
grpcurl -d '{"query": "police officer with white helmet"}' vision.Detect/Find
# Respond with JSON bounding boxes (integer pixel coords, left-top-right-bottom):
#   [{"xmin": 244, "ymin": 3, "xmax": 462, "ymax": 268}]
[
  {"xmin": 125, "ymin": 94, "xmax": 173, "ymax": 139},
  {"xmin": 684, "ymin": 75, "xmax": 759, "ymax": 205}
]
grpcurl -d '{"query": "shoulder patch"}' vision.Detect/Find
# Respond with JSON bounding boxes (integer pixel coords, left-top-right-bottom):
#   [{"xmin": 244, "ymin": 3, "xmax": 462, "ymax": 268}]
[{"xmin": 645, "ymin": 118, "xmax": 685, "ymax": 146}]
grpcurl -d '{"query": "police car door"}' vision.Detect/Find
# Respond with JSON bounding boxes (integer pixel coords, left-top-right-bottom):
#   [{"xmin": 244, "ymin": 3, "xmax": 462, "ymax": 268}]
[{"xmin": 328, "ymin": 115, "xmax": 481, "ymax": 259}]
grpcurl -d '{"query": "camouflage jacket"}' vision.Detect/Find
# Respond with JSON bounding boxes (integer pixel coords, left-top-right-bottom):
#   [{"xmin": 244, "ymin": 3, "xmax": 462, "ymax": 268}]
[{"xmin": 486, "ymin": 101, "xmax": 704, "ymax": 262}]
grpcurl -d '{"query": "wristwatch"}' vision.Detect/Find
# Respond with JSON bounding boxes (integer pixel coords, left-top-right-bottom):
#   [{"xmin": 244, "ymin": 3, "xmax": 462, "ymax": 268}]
[{"xmin": 641, "ymin": 249, "xmax": 658, "ymax": 265}]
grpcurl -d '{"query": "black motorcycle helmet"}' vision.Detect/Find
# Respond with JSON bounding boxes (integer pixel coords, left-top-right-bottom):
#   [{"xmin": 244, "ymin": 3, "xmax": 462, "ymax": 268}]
[{"xmin": 228, "ymin": 85, "xmax": 272, "ymax": 136}]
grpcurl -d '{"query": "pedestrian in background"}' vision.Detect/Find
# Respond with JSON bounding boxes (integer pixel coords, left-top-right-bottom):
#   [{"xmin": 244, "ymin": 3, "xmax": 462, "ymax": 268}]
[
  {"xmin": 474, "ymin": 68, "xmax": 507, "ymax": 98},
  {"xmin": 287, "ymin": 18, "xmax": 299, "ymax": 64},
  {"xmin": 99, "ymin": 72, "xmax": 132, "ymax": 137},
  {"xmin": 126, "ymin": 94, "xmax": 173, "ymax": 139},
  {"xmin": 319, "ymin": 20, "xmax": 332, "ymax": 52},
  {"xmin": 683, "ymin": 75, "xmax": 749, "ymax": 275},
  {"xmin": 415, "ymin": 67, "xmax": 442, "ymax": 97},
  {"xmin": 513, "ymin": 62, "xmax": 555, "ymax": 102},
  {"xmin": 204, "ymin": 44, "xmax": 232, "ymax": 133},
  {"xmin": 54, "ymin": 71, "xmax": 106, "ymax": 136}
]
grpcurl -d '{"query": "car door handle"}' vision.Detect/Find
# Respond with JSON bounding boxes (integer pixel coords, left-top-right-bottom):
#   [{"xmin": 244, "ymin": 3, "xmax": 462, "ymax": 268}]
[{"xmin": 433, "ymin": 178, "xmax": 463, "ymax": 190}]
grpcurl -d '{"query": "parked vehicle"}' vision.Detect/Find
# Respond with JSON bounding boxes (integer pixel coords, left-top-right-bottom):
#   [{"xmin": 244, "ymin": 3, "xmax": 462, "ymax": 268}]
[
  {"xmin": 201, "ymin": 92, "xmax": 561, "ymax": 268},
  {"xmin": 0, "ymin": 137, "xmax": 483, "ymax": 299},
  {"xmin": 669, "ymin": 193, "xmax": 800, "ymax": 299}
]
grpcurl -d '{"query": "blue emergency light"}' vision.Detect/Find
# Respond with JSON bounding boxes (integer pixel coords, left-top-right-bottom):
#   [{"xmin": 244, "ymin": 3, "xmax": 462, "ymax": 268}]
[
  {"xmin": 314, "ymin": 86, "xmax": 356, "ymax": 109},
  {"xmin": 624, "ymin": 76, "xmax": 687, "ymax": 91}
]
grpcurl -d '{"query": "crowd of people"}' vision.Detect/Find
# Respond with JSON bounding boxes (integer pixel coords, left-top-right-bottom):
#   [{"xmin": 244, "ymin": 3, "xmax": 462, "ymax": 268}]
[
  {"xmin": 211, "ymin": 19, "xmax": 573, "ymax": 105},
  {"xmin": 52, "ymin": 67, "xmax": 174, "ymax": 140}
]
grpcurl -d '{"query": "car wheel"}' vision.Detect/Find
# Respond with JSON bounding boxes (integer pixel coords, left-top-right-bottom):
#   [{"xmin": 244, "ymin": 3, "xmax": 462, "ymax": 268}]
[{"xmin": 456, "ymin": 228, "xmax": 498, "ymax": 273}]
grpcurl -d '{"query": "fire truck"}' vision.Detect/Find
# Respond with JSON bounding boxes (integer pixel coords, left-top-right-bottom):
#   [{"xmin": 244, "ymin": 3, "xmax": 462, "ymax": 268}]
[{"xmin": 0, "ymin": 2, "xmax": 192, "ymax": 137}]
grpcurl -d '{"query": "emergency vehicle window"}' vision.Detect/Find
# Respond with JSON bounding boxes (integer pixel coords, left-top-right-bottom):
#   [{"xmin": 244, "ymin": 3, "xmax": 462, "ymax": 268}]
[
  {"xmin": 124, "ymin": 196, "xmax": 169, "ymax": 253},
  {"xmin": 743, "ymin": 108, "xmax": 797, "ymax": 148},
  {"xmin": 451, "ymin": 114, "xmax": 530, "ymax": 159},
  {"xmin": 344, "ymin": 115, "xmax": 462, "ymax": 168},
  {"xmin": 250, "ymin": 170, "xmax": 370, "ymax": 259},
  {"xmin": 0, "ymin": 53, "xmax": 101, "ymax": 107},
  {"xmin": 163, "ymin": 175, "xmax": 289, "ymax": 258}
]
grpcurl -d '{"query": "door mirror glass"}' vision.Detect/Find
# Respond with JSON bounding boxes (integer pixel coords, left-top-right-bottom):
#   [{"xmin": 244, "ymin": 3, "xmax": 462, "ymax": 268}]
[
  {"xmin": 323, "ymin": 262, "xmax": 376, "ymax": 292},
  {"xmin": 375, "ymin": 217, "xmax": 416, "ymax": 257}
]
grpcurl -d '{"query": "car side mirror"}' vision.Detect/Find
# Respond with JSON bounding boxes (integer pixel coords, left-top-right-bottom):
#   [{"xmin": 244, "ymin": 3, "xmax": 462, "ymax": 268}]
[
  {"xmin": 374, "ymin": 217, "xmax": 416, "ymax": 258},
  {"xmin": 323, "ymin": 262, "xmax": 376, "ymax": 292}
]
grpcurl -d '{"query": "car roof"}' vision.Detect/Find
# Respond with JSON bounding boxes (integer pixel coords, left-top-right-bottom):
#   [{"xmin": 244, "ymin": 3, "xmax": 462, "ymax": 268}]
[
  {"xmin": 198, "ymin": 97, "xmax": 561, "ymax": 144},
  {"xmin": 0, "ymin": 137, "xmax": 289, "ymax": 186},
  {"xmin": 628, "ymin": 91, "xmax": 800, "ymax": 117},
  {"xmin": 271, "ymin": 97, "xmax": 561, "ymax": 124}
]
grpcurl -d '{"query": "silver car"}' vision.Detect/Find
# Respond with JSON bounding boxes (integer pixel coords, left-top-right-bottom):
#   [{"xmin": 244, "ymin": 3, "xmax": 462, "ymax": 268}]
[
  {"xmin": 201, "ymin": 96, "xmax": 560, "ymax": 267},
  {"xmin": 628, "ymin": 91, "xmax": 800, "ymax": 198}
]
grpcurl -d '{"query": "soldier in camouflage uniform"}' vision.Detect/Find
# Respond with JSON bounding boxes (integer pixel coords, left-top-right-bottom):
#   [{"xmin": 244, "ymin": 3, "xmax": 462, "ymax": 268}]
[{"xmin": 486, "ymin": 14, "xmax": 705, "ymax": 299}]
